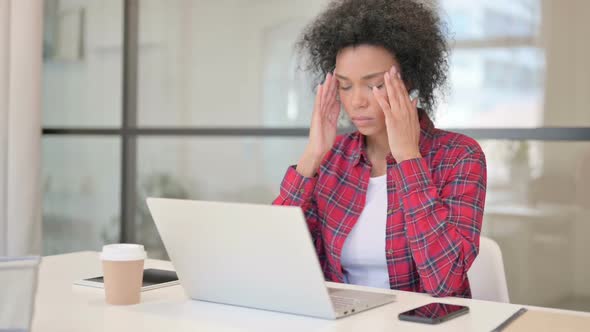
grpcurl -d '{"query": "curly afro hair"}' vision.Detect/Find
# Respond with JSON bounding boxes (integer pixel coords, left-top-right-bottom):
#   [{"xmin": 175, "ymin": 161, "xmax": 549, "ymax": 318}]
[{"xmin": 296, "ymin": 0, "xmax": 450, "ymax": 116}]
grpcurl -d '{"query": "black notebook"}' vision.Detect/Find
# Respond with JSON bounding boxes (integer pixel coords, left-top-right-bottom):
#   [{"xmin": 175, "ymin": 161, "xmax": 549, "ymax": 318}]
[{"xmin": 75, "ymin": 268, "xmax": 180, "ymax": 291}]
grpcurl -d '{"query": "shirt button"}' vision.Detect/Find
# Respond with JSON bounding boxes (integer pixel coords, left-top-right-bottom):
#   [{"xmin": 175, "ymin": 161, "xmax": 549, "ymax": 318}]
[
  {"xmin": 299, "ymin": 188, "xmax": 305, "ymax": 194},
  {"xmin": 387, "ymin": 249, "xmax": 394, "ymax": 255},
  {"xmin": 387, "ymin": 208, "xmax": 394, "ymax": 214}
]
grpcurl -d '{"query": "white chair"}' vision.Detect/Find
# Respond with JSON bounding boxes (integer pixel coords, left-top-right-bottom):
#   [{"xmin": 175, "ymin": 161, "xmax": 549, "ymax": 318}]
[
  {"xmin": 467, "ymin": 236, "xmax": 510, "ymax": 303},
  {"xmin": 0, "ymin": 256, "xmax": 41, "ymax": 332}
]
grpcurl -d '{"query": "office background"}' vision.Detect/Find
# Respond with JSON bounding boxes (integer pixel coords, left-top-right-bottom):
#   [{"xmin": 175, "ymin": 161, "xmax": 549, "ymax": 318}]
[{"xmin": 40, "ymin": 0, "xmax": 590, "ymax": 313}]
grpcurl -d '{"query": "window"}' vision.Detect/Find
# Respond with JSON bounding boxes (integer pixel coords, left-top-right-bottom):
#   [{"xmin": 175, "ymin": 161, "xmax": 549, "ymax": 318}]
[{"xmin": 43, "ymin": 0, "xmax": 590, "ymax": 312}]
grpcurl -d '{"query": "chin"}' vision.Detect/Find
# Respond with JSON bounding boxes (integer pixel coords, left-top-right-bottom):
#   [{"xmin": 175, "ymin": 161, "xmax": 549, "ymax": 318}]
[{"xmin": 355, "ymin": 125, "xmax": 381, "ymax": 137}]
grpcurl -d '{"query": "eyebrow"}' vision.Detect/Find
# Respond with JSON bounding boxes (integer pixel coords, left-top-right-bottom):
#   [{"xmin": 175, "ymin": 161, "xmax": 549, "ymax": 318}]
[{"xmin": 335, "ymin": 71, "xmax": 387, "ymax": 81}]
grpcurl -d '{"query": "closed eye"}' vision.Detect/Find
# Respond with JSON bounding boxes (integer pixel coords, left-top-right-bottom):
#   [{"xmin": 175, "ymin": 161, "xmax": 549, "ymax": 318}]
[{"xmin": 339, "ymin": 83, "xmax": 383, "ymax": 91}]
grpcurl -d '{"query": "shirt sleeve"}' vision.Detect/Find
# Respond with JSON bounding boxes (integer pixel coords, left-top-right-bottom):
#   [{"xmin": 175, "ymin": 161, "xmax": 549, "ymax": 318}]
[
  {"xmin": 272, "ymin": 166, "xmax": 326, "ymax": 268},
  {"xmin": 389, "ymin": 149, "xmax": 487, "ymax": 297}
]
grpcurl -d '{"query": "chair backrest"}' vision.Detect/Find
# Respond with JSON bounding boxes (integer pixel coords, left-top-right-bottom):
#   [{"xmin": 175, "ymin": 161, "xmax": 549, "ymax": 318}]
[
  {"xmin": 0, "ymin": 256, "xmax": 41, "ymax": 332},
  {"xmin": 467, "ymin": 236, "xmax": 510, "ymax": 303}
]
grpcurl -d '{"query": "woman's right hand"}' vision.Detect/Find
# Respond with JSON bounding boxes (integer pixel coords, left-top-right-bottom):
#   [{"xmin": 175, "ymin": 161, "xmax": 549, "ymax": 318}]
[{"xmin": 296, "ymin": 72, "xmax": 341, "ymax": 177}]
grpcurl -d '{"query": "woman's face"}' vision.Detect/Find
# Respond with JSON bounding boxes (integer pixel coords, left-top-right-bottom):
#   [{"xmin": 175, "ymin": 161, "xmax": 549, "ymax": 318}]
[{"xmin": 335, "ymin": 45, "xmax": 400, "ymax": 137}]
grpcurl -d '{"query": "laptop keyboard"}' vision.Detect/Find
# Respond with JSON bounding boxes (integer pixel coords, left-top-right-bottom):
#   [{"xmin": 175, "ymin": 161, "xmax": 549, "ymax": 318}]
[
  {"xmin": 330, "ymin": 295, "xmax": 364, "ymax": 309},
  {"xmin": 328, "ymin": 287, "xmax": 395, "ymax": 311}
]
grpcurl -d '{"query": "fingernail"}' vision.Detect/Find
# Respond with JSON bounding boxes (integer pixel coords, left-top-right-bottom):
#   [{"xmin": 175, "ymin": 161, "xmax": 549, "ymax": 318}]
[
  {"xmin": 391, "ymin": 66, "xmax": 397, "ymax": 74},
  {"xmin": 397, "ymin": 72, "xmax": 401, "ymax": 79}
]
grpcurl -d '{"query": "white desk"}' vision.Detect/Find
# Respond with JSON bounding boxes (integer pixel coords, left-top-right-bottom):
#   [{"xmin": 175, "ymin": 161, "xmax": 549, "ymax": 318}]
[{"xmin": 32, "ymin": 252, "xmax": 590, "ymax": 332}]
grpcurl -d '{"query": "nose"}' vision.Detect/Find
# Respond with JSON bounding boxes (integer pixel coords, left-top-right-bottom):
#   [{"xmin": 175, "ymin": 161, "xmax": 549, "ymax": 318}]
[{"xmin": 351, "ymin": 87, "xmax": 368, "ymax": 109}]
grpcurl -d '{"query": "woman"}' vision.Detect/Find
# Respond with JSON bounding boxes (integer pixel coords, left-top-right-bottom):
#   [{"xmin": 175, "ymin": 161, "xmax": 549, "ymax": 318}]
[{"xmin": 273, "ymin": 0, "xmax": 486, "ymax": 298}]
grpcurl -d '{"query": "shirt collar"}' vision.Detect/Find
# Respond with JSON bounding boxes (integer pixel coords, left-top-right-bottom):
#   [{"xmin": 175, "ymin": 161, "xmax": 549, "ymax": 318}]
[{"xmin": 352, "ymin": 108, "xmax": 436, "ymax": 166}]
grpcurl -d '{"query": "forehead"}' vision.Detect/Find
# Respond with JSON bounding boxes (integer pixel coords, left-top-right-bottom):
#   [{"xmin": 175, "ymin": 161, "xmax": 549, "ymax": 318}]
[{"xmin": 335, "ymin": 45, "xmax": 398, "ymax": 79}]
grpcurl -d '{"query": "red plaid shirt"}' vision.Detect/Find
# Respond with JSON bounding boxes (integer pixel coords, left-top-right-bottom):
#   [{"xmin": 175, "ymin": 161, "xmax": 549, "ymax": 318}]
[{"xmin": 273, "ymin": 110, "xmax": 486, "ymax": 298}]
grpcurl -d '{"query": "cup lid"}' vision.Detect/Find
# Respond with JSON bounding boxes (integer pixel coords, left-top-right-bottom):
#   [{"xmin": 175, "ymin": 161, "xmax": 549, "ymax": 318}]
[{"xmin": 100, "ymin": 244, "xmax": 146, "ymax": 261}]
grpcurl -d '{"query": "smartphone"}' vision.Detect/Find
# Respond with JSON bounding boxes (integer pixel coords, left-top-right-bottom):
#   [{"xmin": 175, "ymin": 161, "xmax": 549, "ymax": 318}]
[
  {"xmin": 74, "ymin": 268, "xmax": 179, "ymax": 291},
  {"xmin": 398, "ymin": 302, "xmax": 469, "ymax": 325}
]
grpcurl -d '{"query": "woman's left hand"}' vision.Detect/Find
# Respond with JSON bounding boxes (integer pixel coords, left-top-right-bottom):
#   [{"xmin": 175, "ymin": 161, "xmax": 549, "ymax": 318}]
[{"xmin": 372, "ymin": 65, "xmax": 422, "ymax": 163}]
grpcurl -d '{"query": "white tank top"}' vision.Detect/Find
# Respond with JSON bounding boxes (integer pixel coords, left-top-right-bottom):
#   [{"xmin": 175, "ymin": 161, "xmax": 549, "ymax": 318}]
[{"xmin": 340, "ymin": 174, "xmax": 390, "ymax": 289}]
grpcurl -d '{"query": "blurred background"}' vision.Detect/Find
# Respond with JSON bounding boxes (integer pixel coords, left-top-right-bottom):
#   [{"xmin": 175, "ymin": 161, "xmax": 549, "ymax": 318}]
[{"xmin": 40, "ymin": 0, "xmax": 590, "ymax": 312}]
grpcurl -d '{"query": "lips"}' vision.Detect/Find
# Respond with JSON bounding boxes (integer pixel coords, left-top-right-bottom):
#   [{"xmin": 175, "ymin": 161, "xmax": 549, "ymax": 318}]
[
  {"xmin": 351, "ymin": 116, "xmax": 374, "ymax": 127},
  {"xmin": 351, "ymin": 116, "xmax": 373, "ymax": 121}
]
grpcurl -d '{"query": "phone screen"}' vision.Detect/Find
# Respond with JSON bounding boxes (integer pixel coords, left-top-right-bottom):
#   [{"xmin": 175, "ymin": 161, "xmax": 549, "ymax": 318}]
[{"xmin": 399, "ymin": 302, "xmax": 469, "ymax": 324}]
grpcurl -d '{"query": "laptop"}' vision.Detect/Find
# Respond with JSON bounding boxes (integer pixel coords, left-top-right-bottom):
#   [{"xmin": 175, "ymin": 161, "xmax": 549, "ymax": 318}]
[{"xmin": 146, "ymin": 197, "xmax": 396, "ymax": 319}]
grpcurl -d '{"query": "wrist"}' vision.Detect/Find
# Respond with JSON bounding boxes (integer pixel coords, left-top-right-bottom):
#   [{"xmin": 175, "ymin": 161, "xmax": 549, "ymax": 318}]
[
  {"xmin": 296, "ymin": 149, "xmax": 323, "ymax": 178},
  {"xmin": 304, "ymin": 144, "xmax": 327, "ymax": 160}
]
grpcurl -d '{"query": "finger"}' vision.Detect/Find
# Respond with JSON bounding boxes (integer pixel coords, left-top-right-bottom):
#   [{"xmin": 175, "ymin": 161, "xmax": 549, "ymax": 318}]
[
  {"xmin": 325, "ymin": 90, "xmax": 340, "ymax": 115},
  {"xmin": 325, "ymin": 76, "xmax": 339, "ymax": 112},
  {"xmin": 327, "ymin": 106, "xmax": 340, "ymax": 126},
  {"xmin": 327, "ymin": 72, "xmax": 338, "ymax": 97},
  {"xmin": 410, "ymin": 97, "xmax": 420, "ymax": 124},
  {"xmin": 327, "ymin": 107, "xmax": 341, "ymax": 130},
  {"xmin": 325, "ymin": 97, "xmax": 338, "ymax": 120},
  {"xmin": 393, "ymin": 73, "xmax": 413, "ymax": 112},
  {"xmin": 314, "ymin": 84, "xmax": 323, "ymax": 118},
  {"xmin": 324, "ymin": 88, "xmax": 340, "ymax": 124},
  {"xmin": 403, "ymin": 86, "xmax": 419, "ymax": 124},
  {"xmin": 332, "ymin": 78, "xmax": 340, "ymax": 102},
  {"xmin": 394, "ymin": 77, "xmax": 419, "ymax": 128},
  {"xmin": 384, "ymin": 71, "xmax": 400, "ymax": 114},
  {"xmin": 372, "ymin": 87, "xmax": 392, "ymax": 120},
  {"xmin": 372, "ymin": 84, "xmax": 388, "ymax": 106},
  {"xmin": 321, "ymin": 73, "xmax": 331, "ymax": 108},
  {"xmin": 391, "ymin": 67, "xmax": 409, "ymax": 102},
  {"xmin": 391, "ymin": 74, "xmax": 414, "ymax": 124},
  {"xmin": 323, "ymin": 74, "xmax": 336, "ymax": 102}
]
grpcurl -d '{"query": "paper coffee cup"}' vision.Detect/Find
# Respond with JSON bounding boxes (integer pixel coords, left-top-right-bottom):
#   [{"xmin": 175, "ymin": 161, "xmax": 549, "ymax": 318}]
[{"xmin": 100, "ymin": 244, "xmax": 146, "ymax": 305}]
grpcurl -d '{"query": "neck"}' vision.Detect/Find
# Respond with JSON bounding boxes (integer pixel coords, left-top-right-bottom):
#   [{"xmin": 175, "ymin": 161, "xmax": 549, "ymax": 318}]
[{"xmin": 365, "ymin": 131, "xmax": 390, "ymax": 160}]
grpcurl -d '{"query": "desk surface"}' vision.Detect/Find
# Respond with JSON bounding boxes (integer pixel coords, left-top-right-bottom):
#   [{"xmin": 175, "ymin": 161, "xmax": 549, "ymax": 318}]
[{"xmin": 32, "ymin": 252, "xmax": 590, "ymax": 332}]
